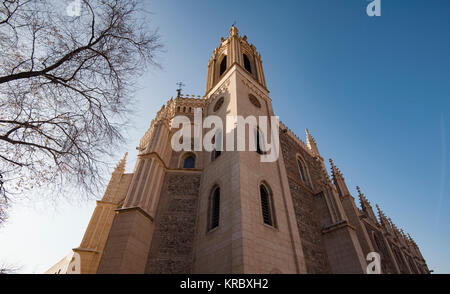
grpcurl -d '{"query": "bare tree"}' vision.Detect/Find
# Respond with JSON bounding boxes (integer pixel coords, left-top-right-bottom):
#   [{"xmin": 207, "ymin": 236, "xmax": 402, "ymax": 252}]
[
  {"xmin": 0, "ymin": 0, "xmax": 162, "ymax": 223},
  {"xmin": 0, "ymin": 173, "xmax": 6, "ymax": 225},
  {"xmin": 0, "ymin": 261, "xmax": 22, "ymax": 274}
]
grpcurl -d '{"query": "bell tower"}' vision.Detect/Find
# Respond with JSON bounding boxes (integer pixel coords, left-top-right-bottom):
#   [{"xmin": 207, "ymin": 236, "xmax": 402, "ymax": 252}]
[
  {"xmin": 193, "ymin": 26, "xmax": 307, "ymax": 274},
  {"xmin": 205, "ymin": 26, "xmax": 267, "ymax": 95}
]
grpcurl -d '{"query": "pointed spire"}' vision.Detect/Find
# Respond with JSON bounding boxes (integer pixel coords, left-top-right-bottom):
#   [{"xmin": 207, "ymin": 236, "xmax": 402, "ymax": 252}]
[
  {"xmin": 406, "ymin": 233, "xmax": 414, "ymax": 246},
  {"xmin": 407, "ymin": 233, "xmax": 418, "ymax": 247},
  {"xmin": 356, "ymin": 186, "xmax": 369, "ymax": 206},
  {"xmin": 376, "ymin": 204, "xmax": 394, "ymax": 234},
  {"xmin": 387, "ymin": 217, "xmax": 394, "ymax": 228},
  {"xmin": 103, "ymin": 152, "xmax": 128, "ymax": 202},
  {"xmin": 400, "ymin": 228, "xmax": 407, "ymax": 238},
  {"xmin": 389, "ymin": 219, "xmax": 401, "ymax": 235},
  {"xmin": 328, "ymin": 158, "xmax": 351, "ymax": 197},
  {"xmin": 305, "ymin": 129, "xmax": 320, "ymax": 156},
  {"xmin": 399, "ymin": 229, "xmax": 410, "ymax": 246},
  {"xmin": 387, "ymin": 217, "xmax": 397, "ymax": 232},
  {"xmin": 375, "ymin": 204, "xmax": 385, "ymax": 220},
  {"xmin": 357, "ymin": 186, "xmax": 378, "ymax": 222},
  {"xmin": 115, "ymin": 152, "xmax": 128, "ymax": 174},
  {"xmin": 329, "ymin": 158, "xmax": 344, "ymax": 179}
]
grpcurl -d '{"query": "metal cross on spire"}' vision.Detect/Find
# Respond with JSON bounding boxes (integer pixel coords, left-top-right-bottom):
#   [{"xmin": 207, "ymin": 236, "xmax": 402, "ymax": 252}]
[{"xmin": 176, "ymin": 81, "xmax": 185, "ymax": 97}]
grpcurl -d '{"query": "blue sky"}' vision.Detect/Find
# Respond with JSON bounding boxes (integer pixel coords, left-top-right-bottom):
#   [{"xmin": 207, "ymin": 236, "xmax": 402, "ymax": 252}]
[{"xmin": 1, "ymin": 0, "xmax": 449, "ymax": 273}]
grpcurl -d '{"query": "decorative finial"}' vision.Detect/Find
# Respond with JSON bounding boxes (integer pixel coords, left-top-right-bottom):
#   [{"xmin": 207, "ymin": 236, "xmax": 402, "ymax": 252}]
[
  {"xmin": 176, "ymin": 81, "xmax": 185, "ymax": 98},
  {"xmin": 356, "ymin": 186, "xmax": 370, "ymax": 206},
  {"xmin": 115, "ymin": 152, "xmax": 128, "ymax": 173},
  {"xmin": 376, "ymin": 203, "xmax": 383, "ymax": 216},
  {"xmin": 305, "ymin": 129, "xmax": 320, "ymax": 156},
  {"xmin": 356, "ymin": 186, "xmax": 362, "ymax": 195},
  {"xmin": 399, "ymin": 229, "xmax": 408, "ymax": 240},
  {"xmin": 329, "ymin": 158, "xmax": 343, "ymax": 179},
  {"xmin": 230, "ymin": 24, "xmax": 238, "ymax": 36},
  {"xmin": 376, "ymin": 204, "xmax": 389, "ymax": 224}
]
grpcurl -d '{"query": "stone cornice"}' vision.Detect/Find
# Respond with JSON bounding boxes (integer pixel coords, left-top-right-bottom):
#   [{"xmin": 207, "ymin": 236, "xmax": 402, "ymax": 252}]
[
  {"xmin": 322, "ymin": 220, "xmax": 356, "ymax": 234},
  {"xmin": 73, "ymin": 247, "xmax": 99, "ymax": 254},
  {"xmin": 138, "ymin": 151, "xmax": 203, "ymax": 173},
  {"xmin": 115, "ymin": 206, "xmax": 154, "ymax": 222}
]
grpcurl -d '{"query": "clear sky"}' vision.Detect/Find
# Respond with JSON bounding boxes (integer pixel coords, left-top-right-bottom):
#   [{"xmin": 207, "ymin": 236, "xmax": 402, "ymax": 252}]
[{"xmin": 0, "ymin": 0, "xmax": 449, "ymax": 274}]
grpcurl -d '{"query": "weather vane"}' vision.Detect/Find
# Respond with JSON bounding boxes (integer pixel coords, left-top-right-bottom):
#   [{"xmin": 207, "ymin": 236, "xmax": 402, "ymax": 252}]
[{"xmin": 176, "ymin": 81, "xmax": 185, "ymax": 97}]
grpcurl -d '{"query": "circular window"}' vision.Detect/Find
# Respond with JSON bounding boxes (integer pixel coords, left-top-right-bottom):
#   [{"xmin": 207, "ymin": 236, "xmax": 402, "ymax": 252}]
[
  {"xmin": 213, "ymin": 97, "xmax": 224, "ymax": 112},
  {"xmin": 249, "ymin": 94, "xmax": 261, "ymax": 108}
]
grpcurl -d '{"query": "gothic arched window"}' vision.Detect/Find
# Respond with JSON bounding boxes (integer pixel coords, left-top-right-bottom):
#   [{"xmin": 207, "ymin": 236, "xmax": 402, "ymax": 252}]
[
  {"xmin": 183, "ymin": 155, "xmax": 195, "ymax": 169},
  {"xmin": 243, "ymin": 54, "xmax": 252, "ymax": 73},
  {"xmin": 219, "ymin": 56, "xmax": 227, "ymax": 76},
  {"xmin": 297, "ymin": 158, "xmax": 311, "ymax": 186},
  {"xmin": 208, "ymin": 187, "xmax": 221, "ymax": 231},
  {"xmin": 260, "ymin": 184, "xmax": 276, "ymax": 227}
]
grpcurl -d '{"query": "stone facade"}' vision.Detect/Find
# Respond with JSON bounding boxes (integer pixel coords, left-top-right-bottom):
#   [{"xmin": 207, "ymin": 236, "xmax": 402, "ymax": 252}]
[
  {"xmin": 48, "ymin": 26, "xmax": 429, "ymax": 274},
  {"xmin": 145, "ymin": 173, "xmax": 201, "ymax": 273}
]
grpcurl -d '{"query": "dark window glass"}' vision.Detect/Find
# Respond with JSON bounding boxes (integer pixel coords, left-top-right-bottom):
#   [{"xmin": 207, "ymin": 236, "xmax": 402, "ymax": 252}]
[
  {"xmin": 211, "ymin": 134, "xmax": 222, "ymax": 161},
  {"xmin": 214, "ymin": 150, "xmax": 221, "ymax": 159},
  {"xmin": 210, "ymin": 187, "xmax": 220, "ymax": 230},
  {"xmin": 298, "ymin": 160, "xmax": 306, "ymax": 182},
  {"xmin": 220, "ymin": 56, "xmax": 227, "ymax": 76},
  {"xmin": 256, "ymin": 129, "xmax": 263, "ymax": 155},
  {"xmin": 183, "ymin": 156, "xmax": 195, "ymax": 169},
  {"xmin": 297, "ymin": 159, "xmax": 311, "ymax": 186},
  {"xmin": 243, "ymin": 54, "xmax": 252, "ymax": 73}
]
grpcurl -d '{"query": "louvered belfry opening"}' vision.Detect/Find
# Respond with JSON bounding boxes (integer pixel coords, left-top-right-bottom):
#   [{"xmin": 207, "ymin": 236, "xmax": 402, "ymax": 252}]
[
  {"xmin": 219, "ymin": 56, "xmax": 227, "ymax": 76},
  {"xmin": 260, "ymin": 184, "xmax": 274, "ymax": 227},
  {"xmin": 243, "ymin": 54, "xmax": 252, "ymax": 73}
]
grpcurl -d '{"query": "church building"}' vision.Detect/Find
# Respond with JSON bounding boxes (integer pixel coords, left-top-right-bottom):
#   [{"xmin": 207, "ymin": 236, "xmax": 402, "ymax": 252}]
[{"xmin": 47, "ymin": 26, "xmax": 429, "ymax": 274}]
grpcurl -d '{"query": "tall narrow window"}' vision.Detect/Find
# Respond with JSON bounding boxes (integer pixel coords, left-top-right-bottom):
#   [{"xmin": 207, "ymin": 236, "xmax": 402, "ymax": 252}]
[
  {"xmin": 219, "ymin": 56, "xmax": 227, "ymax": 76},
  {"xmin": 212, "ymin": 149, "xmax": 222, "ymax": 161},
  {"xmin": 243, "ymin": 54, "xmax": 252, "ymax": 73},
  {"xmin": 183, "ymin": 155, "xmax": 195, "ymax": 169},
  {"xmin": 209, "ymin": 187, "xmax": 220, "ymax": 230},
  {"xmin": 256, "ymin": 128, "xmax": 264, "ymax": 155},
  {"xmin": 211, "ymin": 133, "xmax": 222, "ymax": 161},
  {"xmin": 297, "ymin": 159, "xmax": 310, "ymax": 186},
  {"xmin": 260, "ymin": 184, "xmax": 276, "ymax": 227}
]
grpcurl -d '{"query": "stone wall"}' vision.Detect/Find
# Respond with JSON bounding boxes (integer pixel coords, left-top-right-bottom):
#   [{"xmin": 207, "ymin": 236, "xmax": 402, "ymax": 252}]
[
  {"xmin": 145, "ymin": 172, "xmax": 201, "ymax": 274},
  {"xmin": 363, "ymin": 221, "xmax": 398, "ymax": 274},
  {"xmin": 288, "ymin": 180, "xmax": 332, "ymax": 273},
  {"xmin": 280, "ymin": 130, "xmax": 332, "ymax": 274}
]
